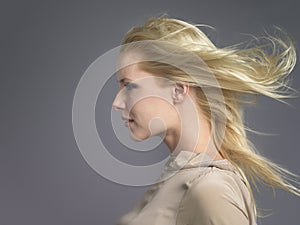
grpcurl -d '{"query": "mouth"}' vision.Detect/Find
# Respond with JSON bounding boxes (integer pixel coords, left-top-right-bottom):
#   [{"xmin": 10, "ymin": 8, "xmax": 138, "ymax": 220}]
[
  {"xmin": 125, "ymin": 119, "xmax": 135, "ymax": 127},
  {"xmin": 122, "ymin": 117, "xmax": 135, "ymax": 127}
]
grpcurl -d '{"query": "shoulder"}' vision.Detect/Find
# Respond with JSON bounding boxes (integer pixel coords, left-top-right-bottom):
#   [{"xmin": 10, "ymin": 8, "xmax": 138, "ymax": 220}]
[
  {"xmin": 188, "ymin": 168, "xmax": 246, "ymax": 204},
  {"xmin": 176, "ymin": 168, "xmax": 250, "ymax": 225}
]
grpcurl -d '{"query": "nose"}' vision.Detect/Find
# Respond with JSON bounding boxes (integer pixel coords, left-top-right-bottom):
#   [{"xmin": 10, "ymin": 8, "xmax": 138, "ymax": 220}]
[{"xmin": 112, "ymin": 90, "xmax": 125, "ymax": 111}]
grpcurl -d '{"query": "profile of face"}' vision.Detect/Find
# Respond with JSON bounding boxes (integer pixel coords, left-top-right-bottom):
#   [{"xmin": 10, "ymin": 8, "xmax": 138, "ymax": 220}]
[{"xmin": 112, "ymin": 62, "xmax": 181, "ymax": 142}]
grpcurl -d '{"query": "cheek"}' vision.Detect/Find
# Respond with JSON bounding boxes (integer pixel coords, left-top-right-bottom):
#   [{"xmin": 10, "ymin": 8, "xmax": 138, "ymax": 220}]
[
  {"xmin": 133, "ymin": 98, "xmax": 177, "ymax": 125},
  {"xmin": 124, "ymin": 90, "xmax": 147, "ymax": 112},
  {"xmin": 130, "ymin": 100, "xmax": 154, "ymax": 122}
]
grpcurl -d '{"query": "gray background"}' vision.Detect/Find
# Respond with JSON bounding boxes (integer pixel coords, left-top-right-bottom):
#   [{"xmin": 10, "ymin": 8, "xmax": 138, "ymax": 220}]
[{"xmin": 1, "ymin": 0, "xmax": 300, "ymax": 224}]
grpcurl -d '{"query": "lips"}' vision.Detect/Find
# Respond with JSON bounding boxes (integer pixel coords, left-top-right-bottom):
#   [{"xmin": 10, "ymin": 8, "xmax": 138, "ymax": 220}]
[
  {"xmin": 122, "ymin": 117, "xmax": 135, "ymax": 127},
  {"xmin": 122, "ymin": 116, "xmax": 134, "ymax": 122}
]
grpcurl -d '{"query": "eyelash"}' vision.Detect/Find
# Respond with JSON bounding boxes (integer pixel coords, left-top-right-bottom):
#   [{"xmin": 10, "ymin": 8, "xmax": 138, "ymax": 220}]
[{"xmin": 123, "ymin": 82, "xmax": 135, "ymax": 90}]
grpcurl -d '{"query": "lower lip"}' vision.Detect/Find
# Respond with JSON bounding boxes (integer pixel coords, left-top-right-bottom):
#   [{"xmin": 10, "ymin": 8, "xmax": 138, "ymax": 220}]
[{"xmin": 125, "ymin": 120, "xmax": 135, "ymax": 127}]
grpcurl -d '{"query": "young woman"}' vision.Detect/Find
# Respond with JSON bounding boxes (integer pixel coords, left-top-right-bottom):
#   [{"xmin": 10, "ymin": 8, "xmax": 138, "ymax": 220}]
[{"xmin": 112, "ymin": 15, "xmax": 300, "ymax": 225}]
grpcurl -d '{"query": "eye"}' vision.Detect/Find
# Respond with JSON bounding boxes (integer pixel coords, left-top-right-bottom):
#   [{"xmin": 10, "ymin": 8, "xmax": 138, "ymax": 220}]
[{"xmin": 124, "ymin": 82, "xmax": 136, "ymax": 90}]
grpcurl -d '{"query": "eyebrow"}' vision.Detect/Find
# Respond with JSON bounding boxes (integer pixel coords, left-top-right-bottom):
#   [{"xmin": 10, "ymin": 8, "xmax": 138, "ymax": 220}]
[{"xmin": 117, "ymin": 77, "xmax": 133, "ymax": 83}]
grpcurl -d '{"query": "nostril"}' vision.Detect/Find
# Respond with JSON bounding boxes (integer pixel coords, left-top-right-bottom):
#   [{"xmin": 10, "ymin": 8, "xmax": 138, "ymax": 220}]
[
  {"xmin": 112, "ymin": 98, "xmax": 125, "ymax": 111},
  {"xmin": 112, "ymin": 105, "xmax": 120, "ymax": 111}
]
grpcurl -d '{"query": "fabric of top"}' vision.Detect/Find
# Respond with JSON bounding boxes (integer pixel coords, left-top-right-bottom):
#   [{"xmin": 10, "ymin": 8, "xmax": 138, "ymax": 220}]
[{"xmin": 115, "ymin": 150, "xmax": 257, "ymax": 225}]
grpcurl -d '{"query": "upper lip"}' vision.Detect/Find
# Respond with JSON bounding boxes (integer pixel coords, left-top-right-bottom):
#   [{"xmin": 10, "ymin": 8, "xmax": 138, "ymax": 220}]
[{"xmin": 122, "ymin": 116, "xmax": 134, "ymax": 121}]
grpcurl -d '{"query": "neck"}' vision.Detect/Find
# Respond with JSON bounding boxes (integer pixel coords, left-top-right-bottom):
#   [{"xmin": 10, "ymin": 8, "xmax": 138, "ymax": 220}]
[{"xmin": 162, "ymin": 98, "xmax": 223, "ymax": 160}]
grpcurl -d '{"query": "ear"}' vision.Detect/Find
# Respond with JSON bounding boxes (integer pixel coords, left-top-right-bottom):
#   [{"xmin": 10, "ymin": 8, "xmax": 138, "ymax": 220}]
[{"xmin": 172, "ymin": 82, "xmax": 190, "ymax": 104}]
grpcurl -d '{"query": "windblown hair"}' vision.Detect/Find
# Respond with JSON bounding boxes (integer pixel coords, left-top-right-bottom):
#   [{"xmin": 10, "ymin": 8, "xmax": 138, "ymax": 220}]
[{"xmin": 120, "ymin": 14, "xmax": 300, "ymax": 217}]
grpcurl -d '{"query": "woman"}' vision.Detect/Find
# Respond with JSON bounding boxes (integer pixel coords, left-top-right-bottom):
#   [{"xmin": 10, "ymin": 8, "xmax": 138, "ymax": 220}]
[{"xmin": 112, "ymin": 15, "xmax": 300, "ymax": 225}]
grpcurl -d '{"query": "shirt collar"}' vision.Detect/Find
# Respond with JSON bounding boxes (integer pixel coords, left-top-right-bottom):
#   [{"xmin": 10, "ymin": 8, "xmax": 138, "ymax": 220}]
[{"xmin": 164, "ymin": 150, "xmax": 236, "ymax": 172}]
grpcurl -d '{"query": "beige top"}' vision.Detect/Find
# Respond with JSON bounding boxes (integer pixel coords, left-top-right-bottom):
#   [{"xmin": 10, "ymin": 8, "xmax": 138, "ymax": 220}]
[{"xmin": 115, "ymin": 150, "xmax": 257, "ymax": 225}]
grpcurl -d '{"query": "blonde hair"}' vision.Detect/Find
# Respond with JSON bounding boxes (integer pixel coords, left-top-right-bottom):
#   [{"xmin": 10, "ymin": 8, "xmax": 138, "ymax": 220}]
[{"xmin": 120, "ymin": 14, "xmax": 300, "ymax": 217}]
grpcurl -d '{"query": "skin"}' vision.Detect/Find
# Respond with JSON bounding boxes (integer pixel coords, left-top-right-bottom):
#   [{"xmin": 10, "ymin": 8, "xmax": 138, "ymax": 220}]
[{"xmin": 112, "ymin": 62, "xmax": 223, "ymax": 160}]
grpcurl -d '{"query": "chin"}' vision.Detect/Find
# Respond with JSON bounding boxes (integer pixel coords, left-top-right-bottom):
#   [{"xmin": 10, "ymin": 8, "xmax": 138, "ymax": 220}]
[
  {"xmin": 129, "ymin": 130, "xmax": 149, "ymax": 142},
  {"xmin": 129, "ymin": 128, "xmax": 166, "ymax": 142}
]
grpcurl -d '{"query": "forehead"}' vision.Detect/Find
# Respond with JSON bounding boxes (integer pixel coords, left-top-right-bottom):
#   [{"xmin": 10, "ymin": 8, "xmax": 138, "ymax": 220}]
[
  {"xmin": 117, "ymin": 51, "xmax": 154, "ymax": 80},
  {"xmin": 116, "ymin": 63, "xmax": 154, "ymax": 81}
]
